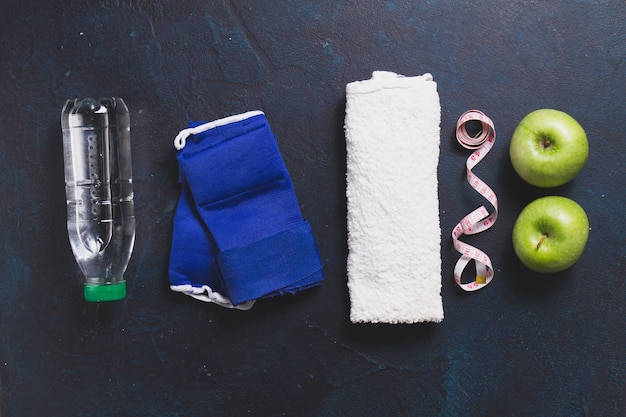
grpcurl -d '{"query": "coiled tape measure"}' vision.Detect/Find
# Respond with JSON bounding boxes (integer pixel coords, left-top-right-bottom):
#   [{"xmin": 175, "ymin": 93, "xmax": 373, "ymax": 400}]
[{"xmin": 452, "ymin": 110, "xmax": 498, "ymax": 291}]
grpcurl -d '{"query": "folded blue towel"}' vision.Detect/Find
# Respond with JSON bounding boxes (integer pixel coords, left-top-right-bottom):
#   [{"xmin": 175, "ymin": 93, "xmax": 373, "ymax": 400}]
[{"xmin": 169, "ymin": 111, "xmax": 324, "ymax": 308}]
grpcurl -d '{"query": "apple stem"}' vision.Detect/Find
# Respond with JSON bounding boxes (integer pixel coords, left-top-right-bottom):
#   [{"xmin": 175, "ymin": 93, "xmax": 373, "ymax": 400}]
[
  {"xmin": 536, "ymin": 234, "xmax": 548, "ymax": 249},
  {"xmin": 540, "ymin": 137, "xmax": 552, "ymax": 150}
]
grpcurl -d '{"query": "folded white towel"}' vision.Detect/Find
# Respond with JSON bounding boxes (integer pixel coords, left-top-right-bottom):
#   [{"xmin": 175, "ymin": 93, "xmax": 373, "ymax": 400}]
[{"xmin": 345, "ymin": 71, "xmax": 443, "ymax": 324}]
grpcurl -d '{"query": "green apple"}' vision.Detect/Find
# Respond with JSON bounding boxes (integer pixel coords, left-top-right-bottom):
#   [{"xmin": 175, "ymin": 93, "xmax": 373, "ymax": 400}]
[
  {"xmin": 510, "ymin": 109, "xmax": 588, "ymax": 187},
  {"xmin": 512, "ymin": 196, "xmax": 589, "ymax": 273}
]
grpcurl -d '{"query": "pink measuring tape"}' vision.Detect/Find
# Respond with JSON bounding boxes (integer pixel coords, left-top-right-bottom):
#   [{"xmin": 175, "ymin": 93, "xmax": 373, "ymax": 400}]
[{"xmin": 452, "ymin": 110, "xmax": 498, "ymax": 291}]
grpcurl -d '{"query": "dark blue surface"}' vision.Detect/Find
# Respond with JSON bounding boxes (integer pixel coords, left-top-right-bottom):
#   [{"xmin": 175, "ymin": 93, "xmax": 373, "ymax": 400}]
[{"xmin": 1, "ymin": 1, "xmax": 625, "ymax": 416}]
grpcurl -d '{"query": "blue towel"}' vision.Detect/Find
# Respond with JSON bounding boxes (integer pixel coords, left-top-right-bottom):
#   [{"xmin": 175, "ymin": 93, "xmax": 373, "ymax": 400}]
[{"xmin": 169, "ymin": 111, "xmax": 324, "ymax": 308}]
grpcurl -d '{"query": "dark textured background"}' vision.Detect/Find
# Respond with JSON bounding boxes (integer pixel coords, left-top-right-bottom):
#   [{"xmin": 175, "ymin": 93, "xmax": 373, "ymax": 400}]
[{"xmin": 1, "ymin": 1, "xmax": 625, "ymax": 416}]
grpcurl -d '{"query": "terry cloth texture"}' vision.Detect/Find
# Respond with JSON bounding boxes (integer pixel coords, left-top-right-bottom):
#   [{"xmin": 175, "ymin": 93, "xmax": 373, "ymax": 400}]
[
  {"xmin": 345, "ymin": 71, "xmax": 444, "ymax": 324},
  {"xmin": 169, "ymin": 111, "xmax": 324, "ymax": 308}
]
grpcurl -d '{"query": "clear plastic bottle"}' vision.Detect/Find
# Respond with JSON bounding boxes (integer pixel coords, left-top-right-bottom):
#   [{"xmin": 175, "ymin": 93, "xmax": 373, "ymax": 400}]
[{"xmin": 62, "ymin": 97, "xmax": 135, "ymax": 302}]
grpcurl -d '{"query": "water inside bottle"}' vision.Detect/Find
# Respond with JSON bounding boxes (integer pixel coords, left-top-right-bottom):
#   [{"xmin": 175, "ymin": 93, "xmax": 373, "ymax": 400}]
[{"xmin": 62, "ymin": 97, "xmax": 135, "ymax": 300}]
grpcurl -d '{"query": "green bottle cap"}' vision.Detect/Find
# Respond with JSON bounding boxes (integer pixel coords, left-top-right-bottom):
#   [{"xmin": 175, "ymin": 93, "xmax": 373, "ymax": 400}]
[{"xmin": 84, "ymin": 282, "xmax": 126, "ymax": 302}]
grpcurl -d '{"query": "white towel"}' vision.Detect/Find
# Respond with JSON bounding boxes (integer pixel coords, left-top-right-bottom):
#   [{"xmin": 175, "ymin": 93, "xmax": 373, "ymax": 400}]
[{"xmin": 345, "ymin": 71, "xmax": 443, "ymax": 324}]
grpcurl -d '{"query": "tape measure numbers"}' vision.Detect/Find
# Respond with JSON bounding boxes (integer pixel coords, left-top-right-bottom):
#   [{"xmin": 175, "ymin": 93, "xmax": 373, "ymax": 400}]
[{"xmin": 452, "ymin": 110, "xmax": 498, "ymax": 291}]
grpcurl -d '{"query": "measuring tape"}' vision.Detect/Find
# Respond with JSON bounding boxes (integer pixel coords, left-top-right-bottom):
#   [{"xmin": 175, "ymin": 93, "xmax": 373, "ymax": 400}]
[{"xmin": 452, "ymin": 110, "xmax": 498, "ymax": 291}]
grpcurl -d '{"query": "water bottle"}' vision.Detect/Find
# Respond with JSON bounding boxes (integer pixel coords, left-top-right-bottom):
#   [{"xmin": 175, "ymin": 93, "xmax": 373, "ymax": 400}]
[{"xmin": 62, "ymin": 97, "xmax": 135, "ymax": 302}]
